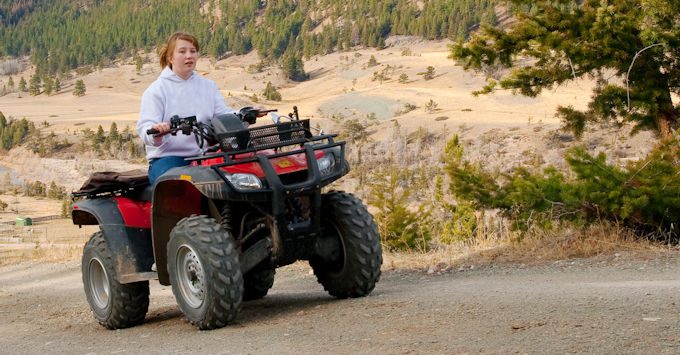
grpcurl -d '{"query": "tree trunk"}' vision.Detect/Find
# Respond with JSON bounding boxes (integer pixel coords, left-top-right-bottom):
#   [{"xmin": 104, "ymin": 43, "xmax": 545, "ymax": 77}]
[
  {"xmin": 656, "ymin": 91, "xmax": 678, "ymax": 138},
  {"xmin": 656, "ymin": 115, "xmax": 671, "ymax": 138}
]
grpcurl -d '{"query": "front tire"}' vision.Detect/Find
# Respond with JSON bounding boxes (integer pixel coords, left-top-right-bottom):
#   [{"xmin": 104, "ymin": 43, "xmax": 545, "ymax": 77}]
[
  {"xmin": 167, "ymin": 215, "xmax": 243, "ymax": 330},
  {"xmin": 82, "ymin": 231, "xmax": 149, "ymax": 329},
  {"xmin": 310, "ymin": 191, "xmax": 382, "ymax": 298}
]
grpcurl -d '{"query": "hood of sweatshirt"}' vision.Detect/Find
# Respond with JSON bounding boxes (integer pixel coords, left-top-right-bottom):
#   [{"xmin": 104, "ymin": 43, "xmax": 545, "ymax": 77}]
[{"xmin": 160, "ymin": 66, "xmax": 195, "ymax": 82}]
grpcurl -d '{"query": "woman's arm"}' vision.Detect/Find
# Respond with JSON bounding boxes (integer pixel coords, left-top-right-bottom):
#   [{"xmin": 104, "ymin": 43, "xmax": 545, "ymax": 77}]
[
  {"xmin": 137, "ymin": 88, "xmax": 167, "ymax": 146},
  {"xmin": 212, "ymin": 81, "xmax": 237, "ymax": 117}
]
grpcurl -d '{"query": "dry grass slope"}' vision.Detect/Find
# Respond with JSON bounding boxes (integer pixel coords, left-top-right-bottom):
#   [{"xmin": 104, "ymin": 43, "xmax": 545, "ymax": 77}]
[{"xmin": 0, "ymin": 38, "xmax": 671, "ymax": 266}]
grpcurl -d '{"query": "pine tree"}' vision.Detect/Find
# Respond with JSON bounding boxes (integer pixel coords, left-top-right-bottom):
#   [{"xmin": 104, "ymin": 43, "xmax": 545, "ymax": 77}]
[
  {"xmin": 54, "ymin": 77, "xmax": 61, "ymax": 93},
  {"xmin": 367, "ymin": 166, "xmax": 432, "ymax": 250},
  {"xmin": 0, "ymin": 0, "xmax": 496, "ymax": 73},
  {"xmin": 281, "ymin": 52, "xmax": 307, "ymax": 82},
  {"xmin": 367, "ymin": 55, "xmax": 379, "ymax": 67},
  {"xmin": 262, "ymin": 82, "xmax": 282, "ymax": 101},
  {"xmin": 28, "ymin": 74, "xmax": 41, "ymax": 96},
  {"xmin": 61, "ymin": 199, "xmax": 72, "ymax": 218},
  {"xmin": 43, "ymin": 76, "xmax": 53, "ymax": 95},
  {"xmin": 450, "ymin": 0, "xmax": 680, "ymax": 138},
  {"xmin": 94, "ymin": 125, "xmax": 105, "ymax": 145},
  {"xmin": 18, "ymin": 77, "xmax": 26, "ymax": 92},
  {"xmin": 108, "ymin": 122, "xmax": 120, "ymax": 142},
  {"xmin": 134, "ymin": 54, "xmax": 143, "ymax": 74},
  {"xmin": 73, "ymin": 79, "xmax": 86, "ymax": 97}
]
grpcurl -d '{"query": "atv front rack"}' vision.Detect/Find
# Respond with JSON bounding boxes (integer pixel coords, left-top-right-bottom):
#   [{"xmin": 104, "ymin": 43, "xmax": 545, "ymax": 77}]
[{"xmin": 216, "ymin": 119, "xmax": 317, "ymax": 153}]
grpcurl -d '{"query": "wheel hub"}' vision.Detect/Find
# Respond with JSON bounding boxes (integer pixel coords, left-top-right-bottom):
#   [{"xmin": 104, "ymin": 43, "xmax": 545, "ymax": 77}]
[
  {"xmin": 88, "ymin": 258, "xmax": 110, "ymax": 309},
  {"xmin": 176, "ymin": 245, "xmax": 206, "ymax": 309}
]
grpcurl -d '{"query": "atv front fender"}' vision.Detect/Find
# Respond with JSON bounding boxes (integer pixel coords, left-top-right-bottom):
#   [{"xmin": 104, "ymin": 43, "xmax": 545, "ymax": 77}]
[{"xmin": 151, "ymin": 166, "xmax": 240, "ymax": 285}]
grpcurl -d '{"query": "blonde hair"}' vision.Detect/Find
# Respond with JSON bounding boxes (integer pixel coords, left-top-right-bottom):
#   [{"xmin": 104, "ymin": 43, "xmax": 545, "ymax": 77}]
[{"xmin": 159, "ymin": 32, "xmax": 200, "ymax": 69}]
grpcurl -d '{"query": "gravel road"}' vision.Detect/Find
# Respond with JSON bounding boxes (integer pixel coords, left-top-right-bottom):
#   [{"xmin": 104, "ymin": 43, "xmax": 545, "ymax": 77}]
[{"xmin": 1, "ymin": 252, "xmax": 679, "ymax": 354}]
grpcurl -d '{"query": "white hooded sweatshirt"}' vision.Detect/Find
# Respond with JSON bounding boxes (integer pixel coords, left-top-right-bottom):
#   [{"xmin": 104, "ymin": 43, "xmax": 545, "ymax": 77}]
[{"xmin": 136, "ymin": 67, "xmax": 235, "ymax": 160}]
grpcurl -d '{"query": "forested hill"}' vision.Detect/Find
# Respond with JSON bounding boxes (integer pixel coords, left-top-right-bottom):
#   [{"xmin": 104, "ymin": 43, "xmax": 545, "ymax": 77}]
[{"xmin": 0, "ymin": 0, "xmax": 496, "ymax": 76}]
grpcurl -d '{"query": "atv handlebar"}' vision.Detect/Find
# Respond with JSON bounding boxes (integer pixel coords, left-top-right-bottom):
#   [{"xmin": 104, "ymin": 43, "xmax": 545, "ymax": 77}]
[
  {"xmin": 146, "ymin": 109, "xmax": 279, "ymax": 136},
  {"xmin": 143, "ymin": 108, "xmax": 299, "ymax": 152},
  {"xmin": 239, "ymin": 108, "xmax": 278, "ymax": 125},
  {"xmin": 146, "ymin": 128, "xmax": 160, "ymax": 135},
  {"xmin": 146, "ymin": 115, "xmax": 198, "ymax": 137}
]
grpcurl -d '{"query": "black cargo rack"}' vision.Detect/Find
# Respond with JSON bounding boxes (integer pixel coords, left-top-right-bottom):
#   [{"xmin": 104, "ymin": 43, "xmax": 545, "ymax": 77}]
[
  {"xmin": 186, "ymin": 119, "xmax": 337, "ymax": 163},
  {"xmin": 222, "ymin": 119, "xmax": 314, "ymax": 153}
]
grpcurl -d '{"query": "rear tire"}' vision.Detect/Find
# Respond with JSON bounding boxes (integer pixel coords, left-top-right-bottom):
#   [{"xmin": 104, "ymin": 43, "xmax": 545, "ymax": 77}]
[
  {"xmin": 310, "ymin": 191, "xmax": 382, "ymax": 298},
  {"xmin": 167, "ymin": 215, "xmax": 243, "ymax": 330},
  {"xmin": 82, "ymin": 231, "xmax": 149, "ymax": 329},
  {"xmin": 243, "ymin": 266, "xmax": 275, "ymax": 301}
]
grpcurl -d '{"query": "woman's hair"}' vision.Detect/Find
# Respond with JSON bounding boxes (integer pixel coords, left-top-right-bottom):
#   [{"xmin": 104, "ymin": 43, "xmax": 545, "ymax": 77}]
[{"xmin": 159, "ymin": 32, "xmax": 200, "ymax": 69}]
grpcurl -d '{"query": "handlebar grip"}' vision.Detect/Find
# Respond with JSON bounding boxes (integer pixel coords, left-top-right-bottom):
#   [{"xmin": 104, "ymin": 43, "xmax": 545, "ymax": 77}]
[{"xmin": 146, "ymin": 128, "xmax": 160, "ymax": 135}]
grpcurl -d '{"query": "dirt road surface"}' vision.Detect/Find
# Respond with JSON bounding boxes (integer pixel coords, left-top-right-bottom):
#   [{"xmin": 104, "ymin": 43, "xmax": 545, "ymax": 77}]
[{"xmin": 1, "ymin": 253, "xmax": 680, "ymax": 354}]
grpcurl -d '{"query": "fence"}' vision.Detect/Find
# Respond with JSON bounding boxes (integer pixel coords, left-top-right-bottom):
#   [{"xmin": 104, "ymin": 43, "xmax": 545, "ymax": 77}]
[
  {"xmin": 1, "ymin": 215, "xmax": 63, "ymax": 226},
  {"xmin": 0, "ymin": 218, "xmax": 94, "ymax": 245}
]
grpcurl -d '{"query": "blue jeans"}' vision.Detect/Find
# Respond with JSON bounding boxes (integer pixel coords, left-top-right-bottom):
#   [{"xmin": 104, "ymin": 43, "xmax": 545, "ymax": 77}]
[{"xmin": 148, "ymin": 156, "xmax": 190, "ymax": 184}]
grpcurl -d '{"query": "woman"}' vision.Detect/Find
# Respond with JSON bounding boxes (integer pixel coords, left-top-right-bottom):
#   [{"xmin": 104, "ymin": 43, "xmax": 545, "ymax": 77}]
[{"xmin": 136, "ymin": 32, "xmax": 236, "ymax": 183}]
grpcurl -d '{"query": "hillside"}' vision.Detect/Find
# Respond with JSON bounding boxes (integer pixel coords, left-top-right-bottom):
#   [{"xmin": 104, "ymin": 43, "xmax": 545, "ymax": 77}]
[
  {"xmin": 0, "ymin": 0, "xmax": 496, "ymax": 77},
  {"xmin": 0, "ymin": 37, "xmax": 654, "ymax": 198}
]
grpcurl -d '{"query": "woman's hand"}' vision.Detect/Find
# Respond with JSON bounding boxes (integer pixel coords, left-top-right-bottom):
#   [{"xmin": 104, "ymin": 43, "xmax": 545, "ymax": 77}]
[
  {"xmin": 151, "ymin": 122, "xmax": 171, "ymax": 134},
  {"xmin": 255, "ymin": 106, "xmax": 269, "ymax": 117}
]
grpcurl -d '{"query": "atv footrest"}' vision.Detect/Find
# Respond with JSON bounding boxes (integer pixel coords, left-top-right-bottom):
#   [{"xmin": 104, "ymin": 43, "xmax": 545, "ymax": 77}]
[
  {"xmin": 118, "ymin": 271, "xmax": 158, "ymax": 284},
  {"xmin": 285, "ymin": 220, "xmax": 311, "ymax": 233},
  {"xmin": 241, "ymin": 238, "xmax": 273, "ymax": 274}
]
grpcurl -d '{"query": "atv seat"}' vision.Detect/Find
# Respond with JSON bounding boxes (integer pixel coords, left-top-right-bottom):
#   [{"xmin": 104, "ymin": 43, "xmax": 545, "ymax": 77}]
[{"xmin": 73, "ymin": 170, "xmax": 150, "ymax": 199}]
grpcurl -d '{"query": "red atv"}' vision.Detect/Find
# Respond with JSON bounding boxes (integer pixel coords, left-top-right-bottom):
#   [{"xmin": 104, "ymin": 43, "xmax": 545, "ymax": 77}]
[{"xmin": 71, "ymin": 107, "xmax": 382, "ymax": 330}]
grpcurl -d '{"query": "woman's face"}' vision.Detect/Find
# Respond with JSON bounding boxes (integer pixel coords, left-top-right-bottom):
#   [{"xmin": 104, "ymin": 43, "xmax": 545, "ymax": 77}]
[{"xmin": 170, "ymin": 39, "xmax": 198, "ymax": 79}]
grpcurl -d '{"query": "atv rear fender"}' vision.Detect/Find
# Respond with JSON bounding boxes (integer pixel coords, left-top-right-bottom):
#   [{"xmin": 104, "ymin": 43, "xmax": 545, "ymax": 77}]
[{"xmin": 72, "ymin": 197, "xmax": 155, "ymax": 284}]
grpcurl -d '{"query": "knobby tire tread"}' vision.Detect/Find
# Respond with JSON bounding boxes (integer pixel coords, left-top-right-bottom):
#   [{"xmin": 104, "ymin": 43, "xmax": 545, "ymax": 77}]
[
  {"xmin": 311, "ymin": 190, "xmax": 382, "ymax": 298},
  {"xmin": 82, "ymin": 231, "xmax": 149, "ymax": 329},
  {"xmin": 168, "ymin": 215, "xmax": 243, "ymax": 330}
]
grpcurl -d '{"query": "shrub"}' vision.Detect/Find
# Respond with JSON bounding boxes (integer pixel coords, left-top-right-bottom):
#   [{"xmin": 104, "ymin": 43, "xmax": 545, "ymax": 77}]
[
  {"xmin": 367, "ymin": 55, "xmax": 379, "ymax": 67},
  {"xmin": 430, "ymin": 176, "xmax": 479, "ymax": 244},
  {"xmin": 445, "ymin": 133, "xmax": 680, "ymax": 238},
  {"xmin": 425, "ymin": 99, "xmax": 438, "ymax": 113},
  {"xmin": 398, "ymin": 73, "xmax": 409, "ymax": 83},
  {"xmin": 367, "ymin": 167, "xmax": 432, "ymax": 250},
  {"xmin": 419, "ymin": 66, "xmax": 435, "ymax": 80},
  {"xmin": 262, "ymin": 81, "xmax": 282, "ymax": 101}
]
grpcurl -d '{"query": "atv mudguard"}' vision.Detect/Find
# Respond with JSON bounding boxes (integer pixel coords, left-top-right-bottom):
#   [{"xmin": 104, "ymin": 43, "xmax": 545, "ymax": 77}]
[
  {"xmin": 150, "ymin": 166, "xmax": 214, "ymax": 285},
  {"xmin": 72, "ymin": 196, "xmax": 155, "ymax": 284},
  {"xmin": 150, "ymin": 165, "xmax": 267, "ymax": 285}
]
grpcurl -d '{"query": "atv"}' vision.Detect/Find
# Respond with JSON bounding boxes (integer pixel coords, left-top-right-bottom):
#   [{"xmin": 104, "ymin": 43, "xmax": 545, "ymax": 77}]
[{"xmin": 71, "ymin": 107, "xmax": 382, "ymax": 330}]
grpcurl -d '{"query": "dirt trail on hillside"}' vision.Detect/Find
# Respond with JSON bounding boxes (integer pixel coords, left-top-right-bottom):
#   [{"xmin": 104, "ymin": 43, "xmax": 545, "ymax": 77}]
[{"xmin": 1, "ymin": 253, "xmax": 680, "ymax": 354}]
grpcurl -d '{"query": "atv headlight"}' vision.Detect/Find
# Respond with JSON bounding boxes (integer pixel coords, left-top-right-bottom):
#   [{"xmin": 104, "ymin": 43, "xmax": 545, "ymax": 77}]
[
  {"xmin": 226, "ymin": 173, "xmax": 262, "ymax": 189},
  {"xmin": 316, "ymin": 154, "xmax": 336, "ymax": 176}
]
